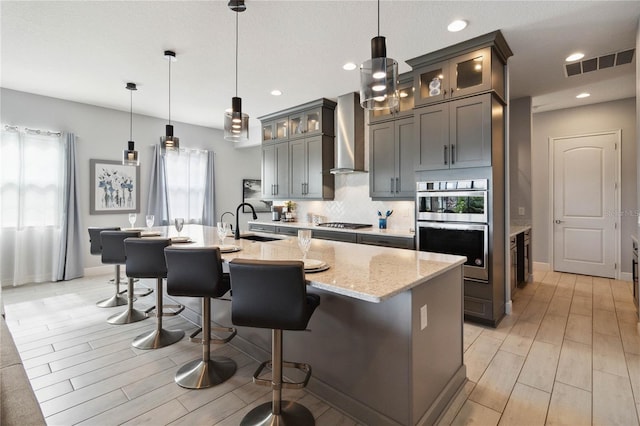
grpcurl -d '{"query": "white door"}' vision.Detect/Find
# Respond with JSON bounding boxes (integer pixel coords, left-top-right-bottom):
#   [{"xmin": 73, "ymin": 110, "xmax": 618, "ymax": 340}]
[{"xmin": 552, "ymin": 131, "xmax": 619, "ymax": 278}]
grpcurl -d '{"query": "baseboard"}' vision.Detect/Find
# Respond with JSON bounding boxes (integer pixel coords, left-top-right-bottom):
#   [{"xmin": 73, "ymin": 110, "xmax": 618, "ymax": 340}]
[
  {"xmin": 619, "ymin": 272, "xmax": 632, "ymax": 282},
  {"xmin": 533, "ymin": 262, "xmax": 551, "ymax": 272}
]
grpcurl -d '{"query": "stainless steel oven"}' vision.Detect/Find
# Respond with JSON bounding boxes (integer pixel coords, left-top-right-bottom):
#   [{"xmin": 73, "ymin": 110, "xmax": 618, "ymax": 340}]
[
  {"xmin": 416, "ymin": 179, "xmax": 489, "ymax": 281},
  {"xmin": 417, "ymin": 221, "xmax": 489, "ymax": 281},
  {"xmin": 416, "ymin": 179, "xmax": 488, "ymax": 223}
]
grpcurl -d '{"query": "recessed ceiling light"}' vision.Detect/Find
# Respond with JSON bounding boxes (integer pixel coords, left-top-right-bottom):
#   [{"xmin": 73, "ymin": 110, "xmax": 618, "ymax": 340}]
[
  {"xmin": 270, "ymin": 89, "xmax": 282, "ymax": 96},
  {"xmin": 343, "ymin": 62, "xmax": 357, "ymax": 71},
  {"xmin": 566, "ymin": 52, "xmax": 585, "ymax": 62},
  {"xmin": 447, "ymin": 20, "xmax": 467, "ymax": 32},
  {"xmin": 576, "ymin": 92, "xmax": 590, "ymax": 99}
]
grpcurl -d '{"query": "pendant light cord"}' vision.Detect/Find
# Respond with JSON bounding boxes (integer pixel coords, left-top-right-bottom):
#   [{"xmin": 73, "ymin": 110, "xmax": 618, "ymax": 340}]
[
  {"xmin": 168, "ymin": 57, "xmax": 171, "ymax": 125},
  {"xmin": 377, "ymin": 0, "xmax": 380, "ymax": 36},
  {"xmin": 129, "ymin": 89, "xmax": 133, "ymax": 140},
  {"xmin": 235, "ymin": 7, "xmax": 239, "ymax": 97}
]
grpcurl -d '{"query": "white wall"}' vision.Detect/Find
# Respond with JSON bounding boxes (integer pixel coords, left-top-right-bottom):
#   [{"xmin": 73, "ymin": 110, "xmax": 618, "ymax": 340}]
[
  {"xmin": 1, "ymin": 88, "xmax": 265, "ymax": 274},
  {"xmin": 532, "ymin": 97, "xmax": 637, "ymax": 273},
  {"xmin": 509, "ymin": 97, "xmax": 532, "ymax": 225}
]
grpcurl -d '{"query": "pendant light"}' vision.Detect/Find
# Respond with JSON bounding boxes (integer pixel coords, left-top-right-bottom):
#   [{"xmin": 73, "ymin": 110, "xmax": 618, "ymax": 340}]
[
  {"xmin": 123, "ymin": 82, "xmax": 140, "ymax": 166},
  {"xmin": 161, "ymin": 50, "xmax": 179, "ymax": 150},
  {"xmin": 359, "ymin": 0, "xmax": 399, "ymax": 111},
  {"xmin": 223, "ymin": 0, "xmax": 249, "ymax": 142}
]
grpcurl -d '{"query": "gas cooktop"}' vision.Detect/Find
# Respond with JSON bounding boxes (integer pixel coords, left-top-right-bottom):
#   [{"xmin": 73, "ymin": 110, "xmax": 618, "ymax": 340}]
[{"xmin": 317, "ymin": 222, "xmax": 372, "ymax": 229}]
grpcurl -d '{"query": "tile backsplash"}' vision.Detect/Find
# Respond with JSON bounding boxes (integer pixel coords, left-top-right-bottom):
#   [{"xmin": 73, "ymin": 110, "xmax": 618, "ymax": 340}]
[{"xmin": 277, "ymin": 173, "xmax": 415, "ymax": 232}]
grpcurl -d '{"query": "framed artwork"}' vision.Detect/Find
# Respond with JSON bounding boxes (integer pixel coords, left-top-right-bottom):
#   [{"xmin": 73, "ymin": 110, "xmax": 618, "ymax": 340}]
[
  {"xmin": 90, "ymin": 159, "xmax": 140, "ymax": 214},
  {"xmin": 242, "ymin": 179, "xmax": 272, "ymax": 213}
]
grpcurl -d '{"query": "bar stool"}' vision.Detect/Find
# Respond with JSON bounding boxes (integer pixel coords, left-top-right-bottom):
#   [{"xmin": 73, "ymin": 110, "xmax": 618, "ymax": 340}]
[
  {"xmin": 101, "ymin": 230, "xmax": 147, "ymax": 324},
  {"xmin": 164, "ymin": 247, "xmax": 237, "ymax": 389},
  {"xmin": 125, "ymin": 238, "xmax": 185, "ymax": 350},
  {"xmin": 228, "ymin": 259, "xmax": 320, "ymax": 426},
  {"xmin": 89, "ymin": 226, "xmax": 126, "ymax": 307}
]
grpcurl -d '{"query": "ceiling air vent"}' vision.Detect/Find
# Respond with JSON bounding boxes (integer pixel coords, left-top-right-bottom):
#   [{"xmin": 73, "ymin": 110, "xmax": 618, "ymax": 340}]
[{"xmin": 564, "ymin": 48, "xmax": 635, "ymax": 77}]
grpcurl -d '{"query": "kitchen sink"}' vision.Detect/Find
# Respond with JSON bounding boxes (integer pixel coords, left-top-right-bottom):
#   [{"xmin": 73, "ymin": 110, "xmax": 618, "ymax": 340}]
[{"xmin": 240, "ymin": 235, "xmax": 281, "ymax": 242}]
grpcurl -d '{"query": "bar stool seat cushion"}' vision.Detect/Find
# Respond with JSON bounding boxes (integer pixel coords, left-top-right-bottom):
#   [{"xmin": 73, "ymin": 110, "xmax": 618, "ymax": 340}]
[
  {"xmin": 229, "ymin": 259, "xmax": 319, "ymax": 331},
  {"xmin": 124, "ymin": 238, "xmax": 171, "ymax": 278},
  {"xmin": 165, "ymin": 248, "xmax": 230, "ymax": 299},
  {"xmin": 101, "ymin": 230, "xmax": 141, "ymax": 264},
  {"xmin": 88, "ymin": 227, "xmax": 120, "ymax": 255}
]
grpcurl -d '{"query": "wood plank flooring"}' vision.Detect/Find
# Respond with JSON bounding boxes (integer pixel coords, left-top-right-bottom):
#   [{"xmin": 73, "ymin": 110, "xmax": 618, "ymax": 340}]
[{"xmin": 2, "ymin": 271, "xmax": 639, "ymax": 425}]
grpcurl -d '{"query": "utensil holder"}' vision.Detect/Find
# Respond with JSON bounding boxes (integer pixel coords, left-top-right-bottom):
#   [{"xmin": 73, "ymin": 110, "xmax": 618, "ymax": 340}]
[{"xmin": 378, "ymin": 218, "xmax": 387, "ymax": 229}]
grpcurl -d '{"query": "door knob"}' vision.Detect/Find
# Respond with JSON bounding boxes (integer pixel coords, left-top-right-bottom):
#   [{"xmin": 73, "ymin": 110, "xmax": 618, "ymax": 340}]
[{"xmin": 555, "ymin": 220, "xmax": 562, "ymax": 224}]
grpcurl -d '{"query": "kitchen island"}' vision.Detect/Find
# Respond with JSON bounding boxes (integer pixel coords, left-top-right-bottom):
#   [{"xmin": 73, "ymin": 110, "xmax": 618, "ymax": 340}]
[{"xmin": 163, "ymin": 225, "xmax": 466, "ymax": 426}]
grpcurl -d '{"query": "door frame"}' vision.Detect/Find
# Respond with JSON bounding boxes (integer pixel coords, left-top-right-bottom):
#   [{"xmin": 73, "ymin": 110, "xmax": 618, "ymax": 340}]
[{"xmin": 547, "ymin": 129, "xmax": 621, "ymax": 279}]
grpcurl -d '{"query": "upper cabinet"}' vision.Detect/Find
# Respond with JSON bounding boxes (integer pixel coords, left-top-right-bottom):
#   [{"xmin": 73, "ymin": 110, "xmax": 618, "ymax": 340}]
[
  {"xmin": 407, "ymin": 31, "xmax": 511, "ymax": 107},
  {"xmin": 369, "ymin": 73, "xmax": 415, "ymax": 124},
  {"xmin": 259, "ymin": 98, "xmax": 336, "ymax": 200}
]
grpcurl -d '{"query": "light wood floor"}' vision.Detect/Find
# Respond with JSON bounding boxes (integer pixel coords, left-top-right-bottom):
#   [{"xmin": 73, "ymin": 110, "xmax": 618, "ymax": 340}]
[{"xmin": 2, "ymin": 270, "xmax": 639, "ymax": 425}]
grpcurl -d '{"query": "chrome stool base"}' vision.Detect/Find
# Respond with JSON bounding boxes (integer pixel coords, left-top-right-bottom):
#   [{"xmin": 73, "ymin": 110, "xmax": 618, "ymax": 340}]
[
  {"xmin": 175, "ymin": 357, "xmax": 237, "ymax": 389},
  {"xmin": 106, "ymin": 308, "xmax": 147, "ymax": 325},
  {"xmin": 132, "ymin": 328, "xmax": 184, "ymax": 350},
  {"xmin": 240, "ymin": 401, "xmax": 315, "ymax": 426},
  {"xmin": 96, "ymin": 294, "xmax": 128, "ymax": 308}
]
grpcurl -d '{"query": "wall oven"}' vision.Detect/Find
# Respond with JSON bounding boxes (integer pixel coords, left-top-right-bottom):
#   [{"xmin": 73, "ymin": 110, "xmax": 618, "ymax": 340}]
[{"xmin": 417, "ymin": 179, "xmax": 489, "ymax": 282}]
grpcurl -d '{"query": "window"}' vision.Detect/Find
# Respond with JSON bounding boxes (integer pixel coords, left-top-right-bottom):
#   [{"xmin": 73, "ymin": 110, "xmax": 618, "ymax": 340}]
[{"xmin": 164, "ymin": 148, "xmax": 208, "ymax": 223}]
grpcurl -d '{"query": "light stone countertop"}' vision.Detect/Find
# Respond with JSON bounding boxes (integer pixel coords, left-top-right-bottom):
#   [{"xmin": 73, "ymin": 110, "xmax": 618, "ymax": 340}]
[
  {"xmin": 249, "ymin": 220, "xmax": 415, "ymax": 239},
  {"xmin": 510, "ymin": 224, "xmax": 532, "ymax": 238},
  {"xmin": 165, "ymin": 225, "xmax": 464, "ymax": 303}
]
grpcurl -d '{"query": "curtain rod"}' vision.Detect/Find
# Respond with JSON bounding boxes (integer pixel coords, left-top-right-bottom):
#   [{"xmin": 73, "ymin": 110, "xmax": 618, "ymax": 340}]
[{"xmin": 3, "ymin": 124, "xmax": 62, "ymax": 137}]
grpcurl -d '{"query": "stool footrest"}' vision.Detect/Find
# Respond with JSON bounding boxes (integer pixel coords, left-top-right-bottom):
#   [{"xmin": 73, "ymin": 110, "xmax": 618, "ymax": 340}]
[
  {"xmin": 252, "ymin": 360, "xmax": 312, "ymax": 389},
  {"xmin": 189, "ymin": 326, "xmax": 237, "ymax": 345},
  {"xmin": 144, "ymin": 304, "xmax": 185, "ymax": 318},
  {"xmin": 133, "ymin": 287, "xmax": 153, "ymax": 297}
]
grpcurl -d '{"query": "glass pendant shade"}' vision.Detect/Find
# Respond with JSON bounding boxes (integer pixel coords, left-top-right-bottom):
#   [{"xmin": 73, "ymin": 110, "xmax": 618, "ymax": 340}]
[
  {"xmin": 360, "ymin": 36, "xmax": 399, "ymax": 111},
  {"xmin": 123, "ymin": 141, "xmax": 139, "ymax": 166},
  {"xmin": 224, "ymin": 97, "xmax": 249, "ymax": 142},
  {"xmin": 161, "ymin": 124, "xmax": 180, "ymax": 150}
]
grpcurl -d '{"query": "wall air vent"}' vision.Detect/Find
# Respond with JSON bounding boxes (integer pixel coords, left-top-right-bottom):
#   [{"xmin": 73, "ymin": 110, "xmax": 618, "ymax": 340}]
[{"xmin": 564, "ymin": 48, "xmax": 635, "ymax": 77}]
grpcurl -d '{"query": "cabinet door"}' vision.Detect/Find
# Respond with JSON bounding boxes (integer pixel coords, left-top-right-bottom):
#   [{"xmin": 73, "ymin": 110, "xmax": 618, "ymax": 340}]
[
  {"xmin": 396, "ymin": 117, "xmax": 416, "ymax": 197},
  {"xmin": 289, "ymin": 139, "xmax": 305, "ymax": 198},
  {"xmin": 274, "ymin": 141, "xmax": 290, "ymax": 198},
  {"xmin": 305, "ymin": 136, "xmax": 324, "ymax": 198},
  {"xmin": 415, "ymin": 103, "xmax": 450, "ymax": 171},
  {"xmin": 262, "ymin": 121, "xmax": 275, "ymax": 143},
  {"xmin": 261, "ymin": 145, "xmax": 276, "ymax": 197},
  {"xmin": 450, "ymin": 47, "xmax": 492, "ymax": 99},
  {"xmin": 449, "ymin": 94, "xmax": 492, "ymax": 169},
  {"xmin": 274, "ymin": 117, "xmax": 289, "ymax": 140},
  {"xmin": 369, "ymin": 121, "xmax": 396, "ymax": 198},
  {"xmin": 414, "ymin": 60, "xmax": 449, "ymax": 106}
]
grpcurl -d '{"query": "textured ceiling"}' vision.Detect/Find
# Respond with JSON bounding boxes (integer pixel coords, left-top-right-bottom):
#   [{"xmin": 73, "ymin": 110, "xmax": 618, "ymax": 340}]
[{"xmin": 1, "ymin": 0, "xmax": 637, "ymax": 144}]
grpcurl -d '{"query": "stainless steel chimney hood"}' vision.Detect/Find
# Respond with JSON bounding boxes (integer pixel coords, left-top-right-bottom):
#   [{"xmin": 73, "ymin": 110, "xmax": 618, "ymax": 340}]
[{"xmin": 330, "ymin": 92, "xmax": 366, "ymax": 174}]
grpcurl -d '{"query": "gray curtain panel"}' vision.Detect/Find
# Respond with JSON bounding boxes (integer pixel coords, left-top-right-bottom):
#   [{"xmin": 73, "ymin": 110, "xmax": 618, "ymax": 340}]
[
  {"xmin": 57, "ymin": 132, "xmax": 84, "ymax": 280},
  {"xmin": 147, "ymin": 144, "xmax": 170, "ymax": 225},
  {"xmin": 202, "ymin": 150, "xmax": 216, "ymax": 226}
]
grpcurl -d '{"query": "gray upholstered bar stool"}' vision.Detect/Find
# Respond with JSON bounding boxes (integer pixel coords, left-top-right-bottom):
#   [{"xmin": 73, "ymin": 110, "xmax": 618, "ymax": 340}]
[
  {"xmin": 164, "ymin": 247, "xmax": 237, "ymax": 389},
  {"xmin": 228, "ymin": 259, "xmax": 320, "ymax": 426},
  {"xmin": 125, "ymin": 238, "xmax": 185, "ymax": 350},
  {"xmin": 101, "ymin": 230, "xmax": 147, "ymax": 324},
  {"xmin": 89, "ymin": 226, "xmax": 126, "ymax": 307}
]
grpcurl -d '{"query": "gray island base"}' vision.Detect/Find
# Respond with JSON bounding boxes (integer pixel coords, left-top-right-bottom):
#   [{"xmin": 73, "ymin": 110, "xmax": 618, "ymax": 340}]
[{"xmin": 164, "ymin": 226, "xmax": 467, "ymax": 425}]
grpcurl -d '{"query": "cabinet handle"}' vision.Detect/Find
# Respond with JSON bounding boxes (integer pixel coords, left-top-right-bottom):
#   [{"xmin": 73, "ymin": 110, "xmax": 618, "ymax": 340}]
[
  {"xmin": 444, "ymin": 145, "xmax": 448, "ymax": 165},
  {"xmin": 451, "ymin": 144, "xmax": 455, "ymax": 164},
  {"xmin": 390, "ymin": 178, "xmax": 395, "ymax": 194},
  {"xmin": 396, "ymin": 177, "xmax": 400, "ymax": 193},
  {"xmin": 275, "ymin": 184, "xmax": 279, "ymax": 195},
  {"xmin": 271, "ymin": 184, "xmax": 275, "ymax": 195},
  {"xmin": 443, "ymin": 88, "xmax": 447, "ymax": 97}
]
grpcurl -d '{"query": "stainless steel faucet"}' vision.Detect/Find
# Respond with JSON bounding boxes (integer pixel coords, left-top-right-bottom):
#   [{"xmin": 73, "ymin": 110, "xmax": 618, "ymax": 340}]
[{"xmin": 234, "ymin": 203, "xmax": 258, "ymax": 239}]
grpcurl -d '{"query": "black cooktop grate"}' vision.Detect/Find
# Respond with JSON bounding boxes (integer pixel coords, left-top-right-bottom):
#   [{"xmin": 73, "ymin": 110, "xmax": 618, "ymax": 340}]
[{"xmin": 317, "ymin": 222, "xmax": 372, "ymax": 229}]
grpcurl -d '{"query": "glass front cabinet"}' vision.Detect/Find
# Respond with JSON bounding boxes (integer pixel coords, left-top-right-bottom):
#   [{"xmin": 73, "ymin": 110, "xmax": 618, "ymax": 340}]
[
  {"xmin": 369, "ymin": 73, "xmax": 415, "ymax": 123},
  {"xmin": 410, "ymin": 47, "xmax": 505, "ymax": 107}
]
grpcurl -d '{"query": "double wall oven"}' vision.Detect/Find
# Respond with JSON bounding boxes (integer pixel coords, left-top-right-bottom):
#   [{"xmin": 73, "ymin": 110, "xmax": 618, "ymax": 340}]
[{"xmin": 416, "ymin": 179, "xmax": 489, "ymax": 282}]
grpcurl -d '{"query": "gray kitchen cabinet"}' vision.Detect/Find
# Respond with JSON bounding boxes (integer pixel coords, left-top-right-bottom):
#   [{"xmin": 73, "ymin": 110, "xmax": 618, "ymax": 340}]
[
  {"xmin": 289, "ymin": 135, "xmax": 334, "ymax": 200},
  {"xmin": 370, "ymin": 117, "xmax": 415, "ymax": 199},
  {"xmin": 248, "ymin": 223, "xmax": 276, "ymax": 233},
  {"xmin": 261, "ymin": 141, "xmax": 289, "ymax": 199},
  {"xmin": 311, "ymin": 229, "xmax": 358, "ymax": 243},
  {"xmin": 416, "ymin": 93, "xmax": 496, "ymax": 171},
  {"xmin": 357, "ymin": 233, "xmax": 415, "ymax": 250},
  {"xmin": 260, "ymin": 98, "xmax": 336, "ymax": 201}
]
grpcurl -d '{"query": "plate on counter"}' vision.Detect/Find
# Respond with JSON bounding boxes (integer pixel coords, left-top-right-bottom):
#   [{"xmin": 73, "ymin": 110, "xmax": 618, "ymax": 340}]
[
  {"xmin": 170, "ymin": 236, "xmax": 193, "ymax": 244},
  {"xmin": 141, "ymin": 231, "xmax": 162, "ymax": 237},
  {"xmin": 217, "ymin": 245, "xmax": 241, "ymax": 253},
  {"xmin": 303, "ymin": 259, "xmax": 329, "ymax": 273}
]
